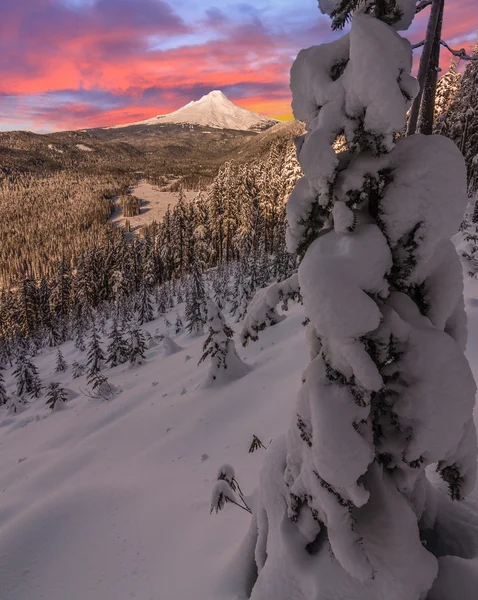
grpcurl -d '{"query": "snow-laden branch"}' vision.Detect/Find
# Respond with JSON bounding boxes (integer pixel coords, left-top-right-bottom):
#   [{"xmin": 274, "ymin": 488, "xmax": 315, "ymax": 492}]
[
  {"xmin": 412, "ymin": 39, "xmax": 478, "ymax": 61},
  {"xmin": 240, "ymin": 273, "xmax": 300, "ymax": 346}
]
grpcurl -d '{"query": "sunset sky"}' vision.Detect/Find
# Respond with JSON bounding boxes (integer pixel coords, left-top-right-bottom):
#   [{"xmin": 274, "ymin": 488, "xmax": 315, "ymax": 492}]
[{"xmin": 1, "ymin": 0, "xmax": 477, "ymax": 132}]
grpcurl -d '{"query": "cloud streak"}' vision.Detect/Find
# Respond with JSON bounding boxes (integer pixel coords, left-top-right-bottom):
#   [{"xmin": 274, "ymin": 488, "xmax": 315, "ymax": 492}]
[{"xmin": 0, "ymin": 0, "xmax": 476, "ymax": 131}]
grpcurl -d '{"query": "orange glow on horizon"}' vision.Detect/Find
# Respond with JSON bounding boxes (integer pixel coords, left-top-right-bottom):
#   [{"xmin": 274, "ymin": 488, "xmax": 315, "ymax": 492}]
[{"xmin": 0, "ymin": 0, "xmax": 476, "ymax": 131}]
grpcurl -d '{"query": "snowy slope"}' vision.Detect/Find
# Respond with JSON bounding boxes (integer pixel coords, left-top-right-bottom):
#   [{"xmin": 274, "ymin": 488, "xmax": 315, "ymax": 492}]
[
  {"xmin": 2, "ymin": 282, "xmax": 478, "ymax": 600},
  {"xmin": 109, "ymin": 91, "xmax": 279, "ymax": 132},
  {"xmin": 0, "ymin": 304, "xmax": 306, "ymax": 600}
]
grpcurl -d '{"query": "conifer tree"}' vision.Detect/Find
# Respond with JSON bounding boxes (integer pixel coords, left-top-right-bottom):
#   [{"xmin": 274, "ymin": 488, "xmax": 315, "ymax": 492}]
[
  {"xmin": 72, "ymin": 309, "xmax": 87, "ymax": 352},
  {"xmin": 136, "ymin": 279, "xmax": 154, "ymax": 325},
  {"xmin": 185, "ymin": 260, "xmax": 207, "ymax": 336},
  {"xmin": 50, "ymin": 256, "xmax": 72, "ymax": 343},
  {"xmin": 439, "ymin": 44, "xmax": 478, "ymax": 193},
  {"xmin": 434, "ymin": 58, "xmax": 461, "ymax": 130},
  {"xmin": 86, "ymin": 325, "xmax": 105, "ymax": 387},
  {"xmin": 232, "ymin": 264, "xmax": 253, "ymax": 323},
  {"xmin": 174, "ymin": 313, "xmax": 183, "ymax": 335},
  {"xmin": 87, "ymin": 371, "xmax": 113, "ymax": 400},
  {"xmin": 106, "ymin": 318, "xmax": 129, "ymax": 368},
  {"xmin": 176, "ymin": 281, "xmax": 185, "ymax": 304},
  {"xmin": 13, "ymin": 354, "xmax": 42, "ymax": 399},
  {"xmin": 229, "ymin": 264, "xmax": 244, "ymax": 320},
  {"xmin": 111, "ymin": 269, "xmax": 129, "ymax": 319},
  {"xmin": 282, "ymin": 139, "xmax": 303, "ymax": 200},
  {"xmin": 199, "ymin": 300, "xmax": 248, "ymax": 386},
  {"xmin": 156, "ymin": 284, "xmax": 168, "ymax": 316},
  {"xmin": 128, "ymin": 325, "xmax": 147, "ymax": 366},
  {"xmin": 172, "ymin": 186, "xmax": 189, "ymax": 273},
  {"xmin": 230, "ymin": 2, "xmax": 478, "ymax": 598},
  {"xmin": 55, "ymin": 348, "xmax": 68, "ymax": 372},
  {"xmin": 45, "ymin": 382, "xmax": 68, "ymax": 411},
  {"xmin": 18, "ymin": 274, "xmax": 39, "ymax": 339},
  {"xmin": 72, "ymin": 361, "xmax": 85, "ymax": 379},
  {"xmin": 0, "ymin": 365, "xmax": 9, "ymax": 406},
  {"xmin": 7, "ymin": 396, "xmax": 27, "ymax": 414}
]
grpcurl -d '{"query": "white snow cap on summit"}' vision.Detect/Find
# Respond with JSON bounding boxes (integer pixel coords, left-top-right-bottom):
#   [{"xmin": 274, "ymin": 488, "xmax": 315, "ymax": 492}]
[{"xmin": 109, "ymin": 90, "xmax": 279, "ymax": 131}]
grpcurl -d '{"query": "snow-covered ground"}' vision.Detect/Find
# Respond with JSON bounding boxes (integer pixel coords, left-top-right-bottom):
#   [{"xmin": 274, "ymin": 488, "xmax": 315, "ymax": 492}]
[
  {"xmin": 2, "ymin": 278, "xmax": 478, "ymax": 600},
  {"xmin": 111, "ymin": 181, "xmax": 197, "ymax": 232}
]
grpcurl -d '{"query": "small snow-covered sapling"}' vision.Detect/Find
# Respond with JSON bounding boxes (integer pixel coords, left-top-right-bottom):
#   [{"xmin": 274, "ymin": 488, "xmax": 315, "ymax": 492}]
[{"xmin": 210, "ymin": 464, "xmax": 251, "ymax": 515}]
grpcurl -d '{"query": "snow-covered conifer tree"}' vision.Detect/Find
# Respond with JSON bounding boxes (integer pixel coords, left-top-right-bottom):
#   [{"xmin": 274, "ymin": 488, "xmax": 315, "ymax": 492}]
[
  {"xmin": 45, "ymin": 382, "xmax": 67, "ymax": 411},
  {"xmin": 282, "ymin": 139, "xmax": 303, "ymax": 200},
  {"xmin": 176, "ymin": 280, "xmax": 184, "ymax": 304},
  {"xmin": 72, "ymin": 305, "xmax": 89, "ymax": 352},
  {"xmin": 234, "ymin": 276, "xmax": 252, "ymax": 323},
  {"xmin": 0, "ymin": 365, "xmax": 9, "ymax": 406},
  {"xmin": 156, "ymin": 284, "xmax": 168, "ymax": 316},
  {"xmin": 13, "ymin": 355, "xmax": 42, "ymax": 399},
  {"xmin": 229, "ymin": 264, "xmax": 244, "ymax": 319},
  {"xmin": 434, "ymin": 58, "xmax": 461, "ymax": 132},
  {"xmin": 55, "ymin": 348, "xmax": 67, "ymax": 372},
  {"xmin": 212, "ymin": 267, "xmax": 227, "ymax": 310},
  {"xmin": 230, "ymin": 2, "xmax": 477, "ymax": 599},
  {"xmin": 199, "ymin": 300, "xmax": 248, "ymax": 386},
  {"xmin": 86, "ymin": 325, "xmax": 105, "ymax": 385},
  {"xmin": 128, "ymin": 325, "xmax": 147, "ymax": 366},
  {"xmin": 438, "ymin": 44, "xmax": 478, "ymax": 193},
  {"xmin": 185, "ymin": 260, "xmax": 206, "ymax": 336},
  {"xmin": 72, "ymin": 360, "xmax": 85, "ymax": 379},
  {"xmin": 7, "ymin": 396, "xmax": 27, "ymax": 414},
  {"xmin": 136, "ymin": 279, "xmax": 154, "ymax": 325},
  {"xmin": 174, "ymin": 313, "xmax": 183, "ymax": 335},
  {"xmin": 106, "ymin": 318, "xmax": 129, "ymax": 368}
]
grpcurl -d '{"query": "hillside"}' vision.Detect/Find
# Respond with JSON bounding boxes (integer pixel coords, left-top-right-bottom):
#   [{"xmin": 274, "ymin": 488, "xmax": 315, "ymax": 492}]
[
  {"xmin": 0, "ymin": 119, "xmax": 301, "ymax": 190},
  {"xmin": 0, "ymin": 130, "xmax": 143, "ymax": 177},
  {"xmin": 1, "ymin": 271, "xmax": 478, "ymax": 600}
]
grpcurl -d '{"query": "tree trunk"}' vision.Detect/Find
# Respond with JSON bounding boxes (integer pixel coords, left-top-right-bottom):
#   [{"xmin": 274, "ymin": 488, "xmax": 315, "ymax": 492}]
[
  {"xmin": 407, "ymin": 0, "xmax": 445, "ymax": 136},
  {"xmin": 418, "ymin": 0, "xmax": 444, "ymax": 134}
]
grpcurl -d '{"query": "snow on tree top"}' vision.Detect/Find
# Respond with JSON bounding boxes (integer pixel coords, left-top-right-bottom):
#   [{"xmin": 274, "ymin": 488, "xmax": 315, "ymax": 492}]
[{"xmin": 108, "ymin": 90, "xmax": 279, "ymax": 132}]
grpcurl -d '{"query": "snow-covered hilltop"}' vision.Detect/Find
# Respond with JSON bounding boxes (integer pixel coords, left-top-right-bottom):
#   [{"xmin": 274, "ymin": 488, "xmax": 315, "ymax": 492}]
[{"xmin": 109, "ymin": 90, "xmax": 279, "ymax": 132}]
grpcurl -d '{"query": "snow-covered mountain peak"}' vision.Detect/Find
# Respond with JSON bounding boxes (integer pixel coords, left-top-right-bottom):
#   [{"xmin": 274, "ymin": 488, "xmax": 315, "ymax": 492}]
[
  {"xmin": 200, "ymin": 90, "xmax": 226, "ymax": 100},
  {"xmin": 109, "ymin": 90, "xmax": 279, "ymax": 132}
]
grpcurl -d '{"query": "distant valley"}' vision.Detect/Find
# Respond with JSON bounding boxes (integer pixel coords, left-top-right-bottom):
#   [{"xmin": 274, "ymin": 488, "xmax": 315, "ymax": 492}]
[
  {"xmin": 0, "ymin": 92, "xmax": 303, "ymax": 290},
  {"xmin": 0, "ymin": 91, "xmax": 301, "ymax": 189}
]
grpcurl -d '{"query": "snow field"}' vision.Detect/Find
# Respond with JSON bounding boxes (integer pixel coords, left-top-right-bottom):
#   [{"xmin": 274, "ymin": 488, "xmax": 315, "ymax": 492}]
[
  {"xmin": 110, "ymin": 181, "xmax": 197, "ymax": 233},
  {"xmin": 0, "ymin": 304, "xmax": 307, "ymax": 600}
]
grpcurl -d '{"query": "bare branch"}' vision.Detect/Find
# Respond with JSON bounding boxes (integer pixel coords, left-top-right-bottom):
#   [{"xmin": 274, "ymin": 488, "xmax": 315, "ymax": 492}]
[
  {"xmin": 411, "ymin": 39, "xmax": 478, "ymax": 61},
  {"xmin": 440, "ymin": 40, "xmax": 478, "ymax": 61},
  {"xmin": 416, "ymin": 0, "xmax": 433, "ymax": 13}
]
